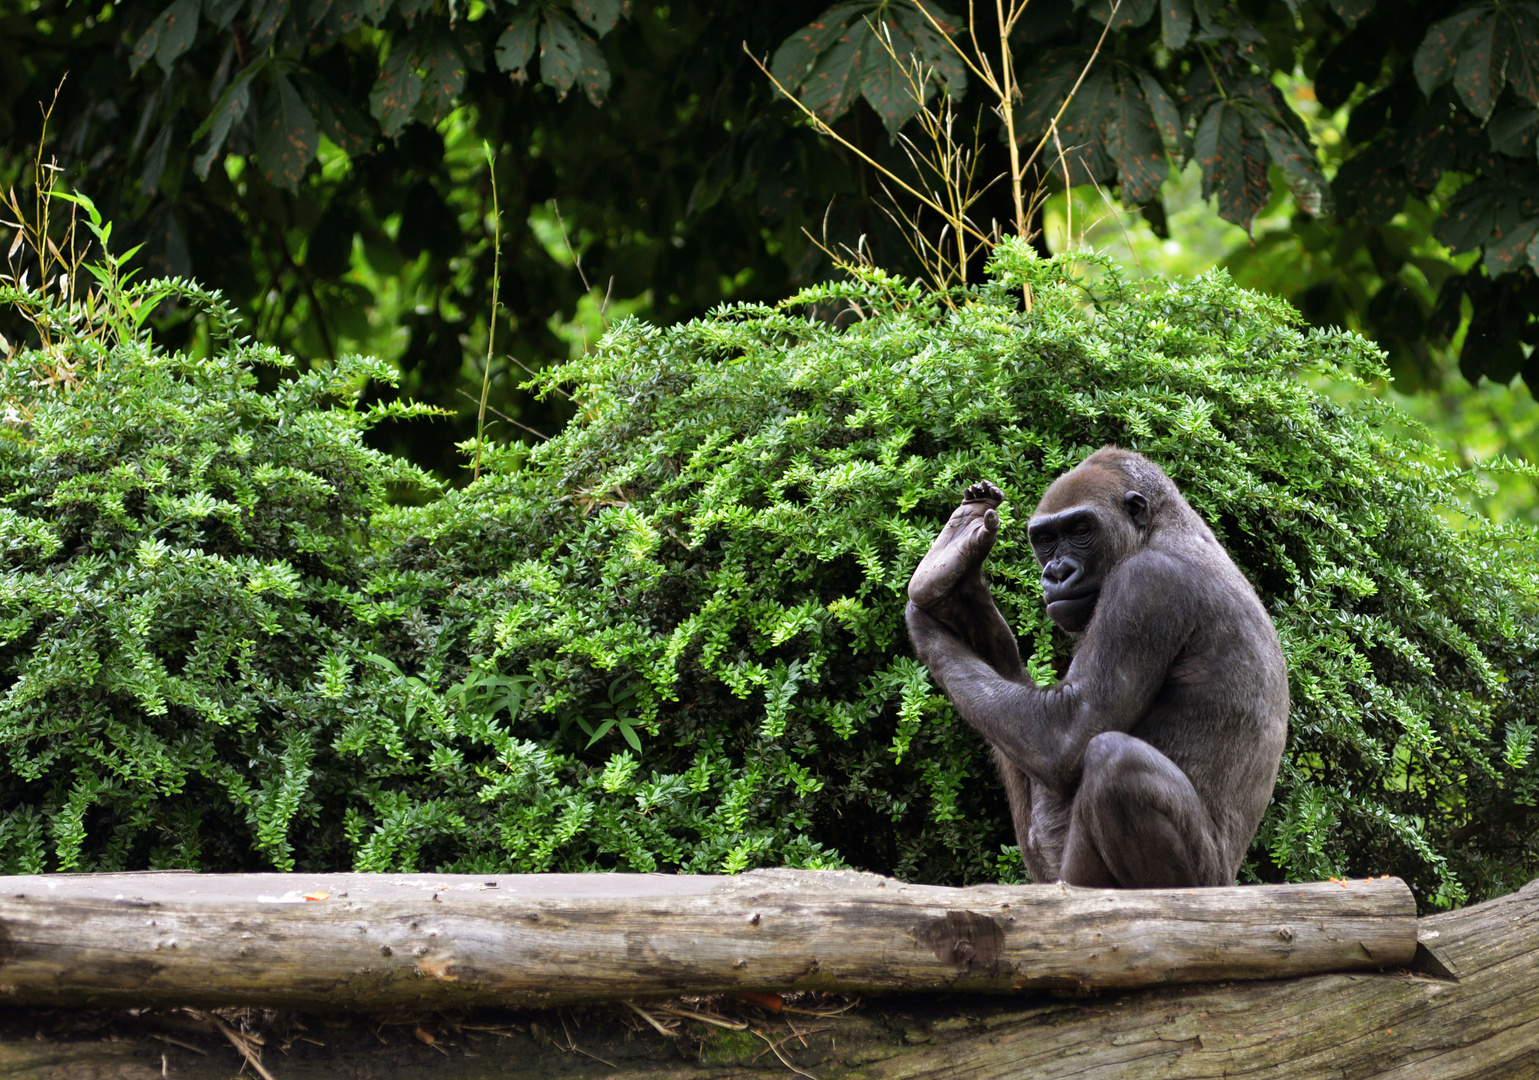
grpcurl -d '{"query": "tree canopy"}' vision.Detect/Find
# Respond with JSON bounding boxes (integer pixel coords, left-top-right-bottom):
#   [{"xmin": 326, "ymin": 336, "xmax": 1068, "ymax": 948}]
[{"xmin": 2, "ymin": 0, "xmax": 1537, "ymax": 478}]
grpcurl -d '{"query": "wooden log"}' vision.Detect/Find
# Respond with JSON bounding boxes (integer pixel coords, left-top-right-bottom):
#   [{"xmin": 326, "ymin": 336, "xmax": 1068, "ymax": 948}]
[
  {"xmin": 0, "ymin": 877, "xmax": 1527, "ymax": 1080},
  {"xmin": 0, "ymin": 869, "xmax": 1413, "ymax": 1009}
]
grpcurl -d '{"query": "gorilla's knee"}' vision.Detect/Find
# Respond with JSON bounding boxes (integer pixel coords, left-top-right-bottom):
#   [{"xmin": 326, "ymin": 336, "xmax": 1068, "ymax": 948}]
[{"xmin": 1080, "ymin": 731, "xmax": 1144, "ymax": 791}]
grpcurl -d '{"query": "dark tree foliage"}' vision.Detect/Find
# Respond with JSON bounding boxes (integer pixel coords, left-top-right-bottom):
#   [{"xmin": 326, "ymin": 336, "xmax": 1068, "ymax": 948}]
[{"xmin": 0, "ymin": 0, "xmax": 1536, "ymax": 477}]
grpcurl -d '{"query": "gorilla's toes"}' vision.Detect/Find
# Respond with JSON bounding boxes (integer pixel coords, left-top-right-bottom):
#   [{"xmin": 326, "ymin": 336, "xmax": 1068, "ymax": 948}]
[{"xmin": 964, "ymin": 480, "xmax": 1004, "ymax": 506}]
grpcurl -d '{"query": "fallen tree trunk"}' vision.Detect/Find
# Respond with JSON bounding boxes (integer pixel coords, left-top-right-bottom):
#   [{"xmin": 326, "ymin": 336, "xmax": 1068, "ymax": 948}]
[
  {"xmin": 0, "ymin": 869, "xmax": 1414, "ymax": 1008},
  {"xmin": 0, "ymin": 877, "xmax": 1527, "ymax": 1080}
]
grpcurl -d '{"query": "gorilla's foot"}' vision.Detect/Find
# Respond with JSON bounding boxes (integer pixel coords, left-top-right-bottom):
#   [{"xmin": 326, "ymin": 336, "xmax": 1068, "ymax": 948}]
[{"xmin": 908, "ymin": 481, "xmax": 1004, "ymax": 609}]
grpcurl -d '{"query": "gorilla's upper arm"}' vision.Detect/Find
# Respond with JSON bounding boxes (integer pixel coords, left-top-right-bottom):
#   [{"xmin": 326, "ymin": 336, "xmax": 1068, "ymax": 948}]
[{"xmin": 1062, "ymin": 550, "xmax": 1194, "ymax": 719}]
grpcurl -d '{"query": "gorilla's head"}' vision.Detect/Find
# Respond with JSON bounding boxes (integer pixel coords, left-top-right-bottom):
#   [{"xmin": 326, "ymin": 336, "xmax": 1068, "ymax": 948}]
[{"xmin": 1026, "ymin": 447, "xmax": 1184, "ymax": 634}]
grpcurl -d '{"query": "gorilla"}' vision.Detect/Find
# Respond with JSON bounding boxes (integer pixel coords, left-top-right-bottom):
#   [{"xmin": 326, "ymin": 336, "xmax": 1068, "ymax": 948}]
[{"xmin": 905, "ymin": 447, "xmax": 1288, "ymax": 889}]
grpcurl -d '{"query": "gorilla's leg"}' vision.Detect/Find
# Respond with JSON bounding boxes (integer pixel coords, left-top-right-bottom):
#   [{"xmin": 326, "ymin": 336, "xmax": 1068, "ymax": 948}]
[
  {"xmin": 1060, "ymin": 732, "xmax": 1227, "ymax": 888},
  {"xmin": 996, "ymin": 751, "xmax": 1070, "ymax": 883},
  {"xmin": 908, "ymin": 481, "xmax": 1002, "ymax": 607},
  {"xmin": 907, "ymin": 482, "xmax": 1023, "ymax": 681}
]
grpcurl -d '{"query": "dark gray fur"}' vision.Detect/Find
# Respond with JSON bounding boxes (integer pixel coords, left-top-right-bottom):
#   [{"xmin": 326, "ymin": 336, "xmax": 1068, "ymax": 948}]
[{"xmin": 905, "ymin": 447, "xmax": 1288, "ymax": 888}]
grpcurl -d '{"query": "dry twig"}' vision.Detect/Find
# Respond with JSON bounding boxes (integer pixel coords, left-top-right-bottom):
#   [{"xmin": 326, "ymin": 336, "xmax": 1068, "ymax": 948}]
[
  {"xmin": 652, "ymin": 1004, "xmax": 749, "ymax": 1030},
  {"xmin": 625, "ymin": 1000, "xmax": 677, "ymax": 1037},
  {"xmin": 207, "ymin": 1016, "xmax": 277, "ymax": 1080},
  {"xmin": 750, "ymin": 1026, "xmax": 821, "ymax": 1079}
]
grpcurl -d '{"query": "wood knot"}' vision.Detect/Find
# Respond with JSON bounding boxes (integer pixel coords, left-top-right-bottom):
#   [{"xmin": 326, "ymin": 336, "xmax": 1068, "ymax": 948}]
[{"xmin": 916, "ymin": 911, "xmax": 1003, "ymax": 973}]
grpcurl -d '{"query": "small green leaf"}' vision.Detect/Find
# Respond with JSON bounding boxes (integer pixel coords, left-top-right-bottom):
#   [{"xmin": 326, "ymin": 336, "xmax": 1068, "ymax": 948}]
[
  {"xmin": 1483, "ymin": 215, "xmax": 1539, "ymax": 274},
  {"xmin": 130, "ymin": 0, "xmax": 202, "ymax": 77},
  {"xmin": 572, "ymin": 0, "xmax": 623, "ymax": 36},
  {"xmin": 1453, "ymin": 14, "xmax": 1504, "ymax": 121},
  {"xmin": 420, "ymin": 33, "xmax": 468, "ymax": 123},
  {"xmin": 1414, "ymin": 5, "xmax": 1488, "ymax": 98},
  {"xmin": 1160, "ymin": 0, "xmax": 1193, "ymax": 51},
  {"xmin": 495, "ymin": 15, "xmax": 539, "ymax": 81},
  {"xmin": 256, "ymin": 73, "xmax": 320, "ymax": 189},
  {"xmin": 1488, "ymin": 105, "xmax": 1539, "ymax": 159},
  {"xmin": 51, "ymin": 189, "xmax": 104, "ymax": 228},
  {"xmin": 1086, "ymin": 0, "xmax": 1157, "ymax": 31},
  {"xmin": 1106, "ymin": 74, "xmax": 1168, "ymax": 205},
  {"xmin": 619, "ymin": 720, "xmax": 642, "ymax": 752},
  {"xmin": 1504, "ymin": 7, "xmax": 1539, "ymax": 107},
  {"xmin": 193, "ymin": 63, "xmax": 263, "ymax": 179},
  {"xmin": 1328, "ymin": 0, "xmax": 1374, "ymax": 28},
  {"xmin": 369, "ymin": 44, "xmax": 424, "ymax": 137}
]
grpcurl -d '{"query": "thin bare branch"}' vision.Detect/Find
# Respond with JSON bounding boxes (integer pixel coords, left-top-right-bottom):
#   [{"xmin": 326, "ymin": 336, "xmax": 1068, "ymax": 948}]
[
  {"xmin": 552, "ymin": 200, "xmax": 593, "ymax": 294},
  {"xmin": 1088, "ymin": 173, "xmax": 1147, "ymax": 277},
  {"xmin": 503, "ymin": 352, "xmax": 572, "ymax": 398},
  {"xmin": 474, "ymin": 142, "xmax": 502, "ymax": 482},
  {"xmin": 455, "ymin": 388, "xmax": 549, "ymax": 440}
]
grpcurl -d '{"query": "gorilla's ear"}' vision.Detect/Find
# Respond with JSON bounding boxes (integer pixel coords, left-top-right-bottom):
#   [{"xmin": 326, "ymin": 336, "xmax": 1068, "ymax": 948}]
[{"xmin": 1123, "ymin": 490, "xmax": 1150, "ymax": 528}]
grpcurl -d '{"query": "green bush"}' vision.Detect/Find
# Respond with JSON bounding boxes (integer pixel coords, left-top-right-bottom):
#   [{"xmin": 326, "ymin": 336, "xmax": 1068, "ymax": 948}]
[
  {"xmin": 0, "ymin": 269, "xmax": 441, "ymax": 870},
  {"xmin": 394, "ymin": 240, "xmax": 1539, "ymax": 908},
  {"xmin": 2, "ymin": 235, "xmax": 1535, "ymax": 909}
]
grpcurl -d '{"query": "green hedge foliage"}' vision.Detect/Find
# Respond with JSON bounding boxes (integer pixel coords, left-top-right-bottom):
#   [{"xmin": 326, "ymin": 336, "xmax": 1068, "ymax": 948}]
[
  {"xmin": 3, "ymin": 240, "xmax": 1536, "ymax": 908},
  {"xmin": 0, "ymin": 281, "xmax": 440, "ymax": 871}
]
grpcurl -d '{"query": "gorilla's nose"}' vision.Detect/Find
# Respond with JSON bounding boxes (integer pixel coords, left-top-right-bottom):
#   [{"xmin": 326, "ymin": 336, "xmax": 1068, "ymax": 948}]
[{"xmin": 1043, "ymin": 558, "xmax": 1080, "ymax": 586}]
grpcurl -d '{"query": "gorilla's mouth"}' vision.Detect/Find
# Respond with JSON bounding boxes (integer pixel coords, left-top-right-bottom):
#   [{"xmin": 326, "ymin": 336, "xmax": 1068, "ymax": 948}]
[
  {"xmin": 1045, "ymin": 592, "xmax": 1098, "ymax": 629},
  {"xmin": 1044, "ymin": 588, "xmax": 1096, "ymax": 608}
]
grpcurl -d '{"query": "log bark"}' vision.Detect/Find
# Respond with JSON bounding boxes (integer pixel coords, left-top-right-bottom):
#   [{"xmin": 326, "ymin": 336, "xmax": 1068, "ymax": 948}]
[
  {"xmin": 0, "ymin": 877, "xmax": 1527, "ymax": 1080},
  {"xmin": 0, "ymin": 869, "xmax": 1414, "ymax": 1008}
]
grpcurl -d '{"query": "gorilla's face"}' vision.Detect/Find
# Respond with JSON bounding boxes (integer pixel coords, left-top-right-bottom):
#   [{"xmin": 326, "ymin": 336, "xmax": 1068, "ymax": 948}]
[{"xmin": 1027, "ymin": 491, "xmax": 1149, "ymax": 634}]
